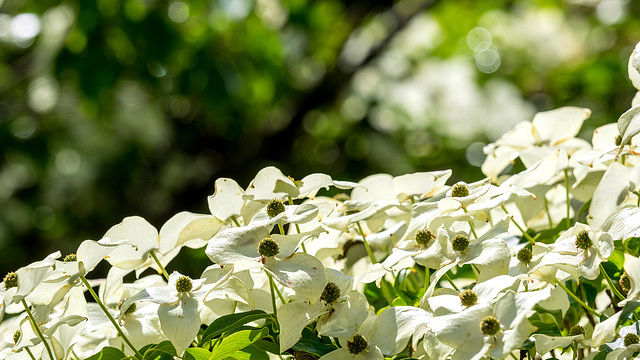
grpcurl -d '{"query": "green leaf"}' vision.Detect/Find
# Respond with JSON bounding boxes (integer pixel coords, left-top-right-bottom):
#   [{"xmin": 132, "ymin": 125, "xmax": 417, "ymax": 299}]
[
  {"xmin": 533, "ymin": 305, "xmax": 563, "ymax": 330},
  {"xmin": 199, "ymin": 310, "xmax": 271, "ymax": 346},
  {"xmin": 616, "ymin": 301, "xmax": 640, "ymax": 327},
  {"xmin": 142, "ymin": 341, "xmax": 177, "ymax": 360},
  {"xmin": 85, "ymin": 347, "xmax": 129, "ymax": 360},
  {"xmin": 291, "ymin": 328, "xmax": 338, "ymax": 357},
  {"xmin": 220, "ymin": 345, "xmax": 270, "ymax": 360},
  {"xmin": 252, "ymin": 339, "xmax": 280, "ymax": 354},
  {"xmin": 624, "ymin": 237, "xmax": 640, "ymax": 257},
  {"xmin": 528, "ymin": 312, "xmax": 561, "ymax": 337},
  {"xmin": 577, "ymin": 199, "xmax": 591, "ymax": 223},
  {"xmin": 183, "ymin": 348, "xmax": 212, "ymax": 360},
  {"xmin": 210, "ymin": 327, "xmax": 268, "ymax": 359}
]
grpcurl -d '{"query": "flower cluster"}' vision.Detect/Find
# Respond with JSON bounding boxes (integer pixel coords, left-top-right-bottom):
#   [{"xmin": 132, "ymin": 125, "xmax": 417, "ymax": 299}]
[{"xmin": 4, "ymin": 44, "xmax": 640, "ymax": 360}]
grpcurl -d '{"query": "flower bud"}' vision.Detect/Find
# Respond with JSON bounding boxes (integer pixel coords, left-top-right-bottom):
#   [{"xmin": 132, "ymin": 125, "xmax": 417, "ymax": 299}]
[
  {"xmin": 3, "ymin": 272, "xmax": 17, "ymax": 290},
  {"xmin": 451, "ymin": 183, "xmax": 470, "ymax": 198},
  {"xmin": 415, "ymin": 230, "xmax": 435, "ymax": 246},
  {"xmin": 615, "ymin": 134, "xmax": 623, "ymax": 146},
  {"xmin": 459, "ymin": 289, "xmax": 477, "ymax": 307},
  {"xmin": 568, "ymin": 325, "xmax": 585, "ymax": 336},
  {"xmin": 517, "ymin": 248, "xmax": 532, "ymax": 263},
  {"xmin": 266, "ymin": 199, "xmax": 285, "ymax": 218},
  {"xmin": 320, "ymin": 282, "xmax": 341, "ymax": 304},
  {"xmin": 175, "ymin": 275, "xmax": 193, "ymax": 293},
  {"xmin": 63, "ymin": 253, "xmax": 77, "ymax": 262},
  {"xmin": 575, "ymin": 229, "xmax": 592, "ymax": 250},
  {"xmin": 13, "ymin": 330, "xmax": 20, "ymax": 344},
  {"xmin": 480, "ymin": 316, "xmax": 500, "ymax": 336},
  {"xmin": 451, "ymin": 234, "xmax": 469, "ymax": 252},
  {"xmin": 258, "ymin": 238, "xmax": 279, "ymax": 257},
  {"xmin": 347, "ymin": 334, "xmax": 368, "ymax": 355},
  {"xmin": 620, "ymin": 273, "xmax": 631, "ymax": 292},
  {"xmin": 624, "ymin": 333, "xmax": 639, "ymax": 347}
]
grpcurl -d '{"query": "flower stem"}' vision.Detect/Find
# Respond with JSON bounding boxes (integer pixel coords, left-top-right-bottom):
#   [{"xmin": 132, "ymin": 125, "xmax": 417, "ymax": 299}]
[
  {"xmin": 149, "ymin": 250, "xmax": 170, "ymax": 281},
  {"xmin": 355, "ymin": 221, "xmax": 395, "ymax": 305},
  {"xmin": 462, "ymin": 208, "xmax": 478, "ymax": 239},
  {"xmin": 356, "ymin": 222, "xmax": 377, "ymax": 264},
  {"xmin": 599, "ymin": 264, "xmax": 625, "ymax": 301},
  {"xmin": 25, "ymin": 346, "xmax": 36, "ymax": 360},
  {"xmin": 555, "ymin": 279, "xmax": 601, "ymax": 317},
  {"xmin": 443, "ymin": 273, "xmax": 460, "ymax": 292},
  {"xmin": 21, "ymin": 300, "xmax": 55, "ymax": 360},
  {"xmin": 501, "ymin": 206, "xmax": 535, "ymax": 243},
  {"xmin": 79, "ymin": 276, "xmax": 142, "ymax": 358},
  {"xmin": 266, "ymin": 272, "xmax": 279, "ymax": 322},
  {"xmin": 231, "ymin": 215, "xmax": 241, "ymax": 227},
  {"xmin": 424, "ymin": 267, "xmax": 430, "ymax": 291},
  {"xmin": 544, "ymin": 196, "xmax": 554, "ymax": 229},
  {"xmin": 277, "ymin": 224, "xmax": 286, "ymax": 236},
  {"xmin": 564, "ymin": 169, "xmax": 571, "ymax": 229}
]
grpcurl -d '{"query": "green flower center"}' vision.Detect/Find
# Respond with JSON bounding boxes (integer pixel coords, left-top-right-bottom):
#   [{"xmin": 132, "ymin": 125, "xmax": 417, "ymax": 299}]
[
  {"xmin": 3, "ymin": 272, "xmax": 17, "ymax": 290},
  {"xmin": 451, "ymin": 234, "xmax": 469, "ymax": 252},
  {"xmin": 320, "ymin": 282, "xmax": 341, "ymax": 304},
  {"xmin": 266, "ymin": 199, "xmax": 285, "ymax": 218},
  {"xmin": 451, "ymin": 183, "xmax": 470, "ymax": 198},
  {"xmin": 517, "ymin": 248, "xmax": 532, "ymax": 263},
  {"xmin": 568, "ymin": 325, "xmax": 585, "ymax": 336},
  {"xmin": 13, "ymin": 330, "xmax": 20, "ymax": 344},
  {"xmin": 415, "ymin": 230, "xmax": 435, "ymax": 246},
  {"xmin": 480, "ymin": 316, "xmax": 500, "ymax": 336},
  {"xmin": 258, "ymin": 238, "xmax": 280, "ymax": 258},
  {"xmin": 624, "ymin": 333, "xmax": 639, "ymax": 347},
  {"xmin": 620, "ymin": 274, "xmax": 631, "ymax": 292},
  {"xmin": 63, "ymin": 253, "xmax": 77, "ymax": 262},
  {"xmin": 575, "ymin": 229, "xmax": 592, "ymax": 250},
  {"xmin": 459, "ymin": 289, "xmax": 478, "ymax": 307},
  {"xmin": 333, "ymin": 193, "xmax": 350, "ymax": 202},
  {"xmin": 615, "ymin": 134, "xmax": 623, "ymax": 146},
  {"xmin": 175, "ymin": 275, "xmax": 193, "ymax": 293},
  {"xmin": 347, "ymin": 334, "xmax": 368, "ymax": 355}
]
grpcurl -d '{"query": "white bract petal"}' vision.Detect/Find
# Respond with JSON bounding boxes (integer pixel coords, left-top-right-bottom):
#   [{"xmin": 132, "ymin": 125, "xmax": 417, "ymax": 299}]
[
  {"xmin": 243, "ymin": 166, "xmax": 299, "ymax": 201},
  {"xmin": 205, "ymin": 224, "xmax": 270, "ymax": 265},
  {"xmin": 428, "ymin": 304, "xmax": 492, "ymax": 360},
  {"xmin": 277, "ymin": 301, "xmax": 329, "ymax": 352},
  {"xmin": 531, "ymin": 107, "xmax": 590, "ymax": 147},
  {"xmin": 617, "ymin": 105, "xmax": 640, "ymax": 157},
  {"xmin": 368, "ymin": 306, "xmax": 432, "ymax": 355},
  {"xmin": 629, "ymin": 42, "xmax": 640, "ymax": 90},
  {"xmin": 264, "ymin": 253, "xmax": 327, "ymax": 304},
  {"xmin": 532, "ymin": 334, "xmax": 582, "ymax": 355},
  {"xmin": 208, "ymin": 178, "xmax": 245, "ymax": 222},
  {"xmin": 297, "ymin": 173, "xmax": 363, "ymax": 199},
  {"xmin": 317, "ymin": 290, "xmax": 369, "ymax": 338},
  {"xmin": 158, "ymin": 212, "xmax": 223, "ymax": 255},
  {"xmin": 592, "ymin": 311, "xmax": 623, "ymax": 347},
  {"xmin": 158, "ymin": 296, "xmax": 200, "ymax": 355},
  {"xmin": 624, "ymin": 253, "xmax": 640, "ymax": 301},
  {"xmin": 102, "ymin": 217, "xmax": 159, "ymax": 270},
  {"xmin": 603, "ymin": 204, "xmax": 640, "ymax": 240},
  {"xmin": 588, "ymin": 163, "xmax": 629, "ymax": 229}
]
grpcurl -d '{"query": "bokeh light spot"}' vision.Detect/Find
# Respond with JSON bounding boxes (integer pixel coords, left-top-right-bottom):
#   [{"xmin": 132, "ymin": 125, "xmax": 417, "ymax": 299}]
[
  {"xmin": 475, "ymin": 49, "xmax": 500, "ymax": 73},
  {"xmin": 169, "ymin": 2, "xmax": 190, "ymax": 23}
]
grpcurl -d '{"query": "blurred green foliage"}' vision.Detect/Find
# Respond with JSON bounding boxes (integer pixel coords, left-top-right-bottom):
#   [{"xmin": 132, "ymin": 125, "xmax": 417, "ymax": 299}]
[{"xmin": 1, "ymin": 0, "xmax": 640, "ymax": 276}]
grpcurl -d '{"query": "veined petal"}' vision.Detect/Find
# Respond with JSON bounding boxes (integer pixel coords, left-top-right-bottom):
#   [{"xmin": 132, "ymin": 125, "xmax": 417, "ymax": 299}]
[
  {"xmin": 158, "ymin": 212, "xmax": 224, "ymax": 255},
  {"xmin": 588, "ymin": 163, "xmax": 629, "ymax": 230},
  {"xmin": 103, "ymin": 217, "xmax": 160, "ymax": 270},
  {"xmin": 369, "ymin": 306, "xmax": 432, "ymax": 355},
  {"xmin": 205, "ymin": 224, "xmax": 270, "ymax": 265},
  {"xmin": 317, "ymin": 290, "xmax": 369, "ymax": 338},
  {"xmin": 264, "ymin": 253, "xmax": 327, "ymax": 304},
  {"xmin": 277, "ymin": 301, "xmax": 329, "ymax": 352},
  {"xmin": 158, "ymin": 296, "xmax": 201, "ymax": 355},
  {"xmin": 207, "ymin": 178, "xmax": 245, "ymax": 222},
  {"xmin": 243, "ymin": 166, "xmax": 299, "ymax": 201}
]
